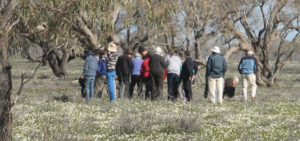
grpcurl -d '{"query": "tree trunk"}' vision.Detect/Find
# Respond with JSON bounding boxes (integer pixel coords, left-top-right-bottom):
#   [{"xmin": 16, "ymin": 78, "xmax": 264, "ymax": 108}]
[
  {"xmin": 47, "ymin": 51, "xmax": 68, "ymax": 78},
  {"xmin": 0, "ymin": 32, "xmax": 13, "ymax": 141}
]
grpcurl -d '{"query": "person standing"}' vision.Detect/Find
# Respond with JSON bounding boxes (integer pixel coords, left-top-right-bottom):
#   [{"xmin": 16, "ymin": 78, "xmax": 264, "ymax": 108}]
[
  {"xmin": 238, "ymin": 50, "xmax": 257, "ymax": 102},
  {"xmin": 180, "ymin": 51, "xmax": 195, "ymax": 101},
  {"xmin": 165, "ymin": 48, "xmax": 182, "ymax": 101},
  {"xmin": 139, "ymin": 47, "xmax": 152, "ymax": 100},
  {"xmin": 116, "ymin": 49, "xmax": 133, "ymax": 99},
  {"xmin": 95, "ymin": 51, "xmax": 107, "ymax": 98},
  {"xmin": 149, "ymin": 47, "xmax": 167, "ymax": 100},
  {"xmin": 106, "ymin": 42, "xmax": 118, "ymax": 101},
  {"xmin": 82, "ymin": 50, "xmax": 98, "ymax": 102},
  {"xmin": 129, "ymin": 52, "xmax": 143, "ymax": 98},
  {"xmin": 206, "ymin": 46, "xmax": 227, "ymax": 104}
]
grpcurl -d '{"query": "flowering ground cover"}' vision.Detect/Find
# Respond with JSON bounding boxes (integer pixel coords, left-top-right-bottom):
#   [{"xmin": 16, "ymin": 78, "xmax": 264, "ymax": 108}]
[{"xmin": 11, "ymin": 57, "xmax": 300, "ymax": 140}]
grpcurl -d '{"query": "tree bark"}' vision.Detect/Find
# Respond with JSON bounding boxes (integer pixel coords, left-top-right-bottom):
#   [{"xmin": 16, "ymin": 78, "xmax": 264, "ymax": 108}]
[{"xmin": 0, "ymin": 30, "xmax": 13, "ymax": 141}]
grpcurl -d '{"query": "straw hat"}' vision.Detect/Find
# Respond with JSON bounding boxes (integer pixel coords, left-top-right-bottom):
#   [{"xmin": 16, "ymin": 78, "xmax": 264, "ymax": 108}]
[{"xmin": 108, "ymin": 42, "xmax": 117, "ymax": 52}]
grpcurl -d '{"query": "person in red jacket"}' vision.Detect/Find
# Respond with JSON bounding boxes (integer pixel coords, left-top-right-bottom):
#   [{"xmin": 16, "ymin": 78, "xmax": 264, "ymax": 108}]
[{"xmin": 139, "ymin": 46, "xmax": 152, "ymax": 100}]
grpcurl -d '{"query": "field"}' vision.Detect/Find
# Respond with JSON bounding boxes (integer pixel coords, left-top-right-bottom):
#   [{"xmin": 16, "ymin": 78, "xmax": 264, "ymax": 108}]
[{"xmin": 10, "ymin": 56, "xmax": 300, "ymax": 140}]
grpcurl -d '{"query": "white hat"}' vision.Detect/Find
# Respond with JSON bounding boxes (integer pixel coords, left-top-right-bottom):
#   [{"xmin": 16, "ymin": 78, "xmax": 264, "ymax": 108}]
[
  {"xmin": 108, "ymin": 42, "xmax": 117, "ymax": 52},
  {"xmin": 247, "ymin": 50, "xmax": 254, "ymax": 55},
  {"xmin": 155, "ymin": 46, "xmax": 163, "ymax": 55},
  {"xmin": 211, "ymin": 46, "xmax": 221, "ymax": 53}
]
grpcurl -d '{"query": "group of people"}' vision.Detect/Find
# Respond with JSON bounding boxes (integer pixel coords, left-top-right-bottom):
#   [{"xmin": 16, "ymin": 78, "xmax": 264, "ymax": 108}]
[{"xmin": 80, "ymin": 42, "xmax": 258, "ymax": 104}]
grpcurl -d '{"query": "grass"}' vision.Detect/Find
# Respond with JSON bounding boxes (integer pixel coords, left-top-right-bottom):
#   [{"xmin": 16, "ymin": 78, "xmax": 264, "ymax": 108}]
[{"xmin": 9, "ymin": 56, "xmax": 300, "ymax": 140}]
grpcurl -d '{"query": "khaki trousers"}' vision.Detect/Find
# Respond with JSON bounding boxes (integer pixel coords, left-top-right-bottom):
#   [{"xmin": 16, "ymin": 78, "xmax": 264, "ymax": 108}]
[
  {"xmin": 241, "ymin": 73, "xmax": 257, "ymax": 100},
  {"xmin": 208, "ymin": 77, "xmax": 224, "ymax": 104}
]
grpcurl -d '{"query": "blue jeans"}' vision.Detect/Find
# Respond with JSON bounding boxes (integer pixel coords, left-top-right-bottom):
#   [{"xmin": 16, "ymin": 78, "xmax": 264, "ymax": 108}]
[
  {"xmin": 85, "ymin": 76, "xmax": 95, "ymax": 101},
  {"xmin": 167, "ymin": 73, "xmax": 179, "ymax": 100},
  {"xmin": 106, "ymin": 71, "xmax": 116, "ymax": 101}
]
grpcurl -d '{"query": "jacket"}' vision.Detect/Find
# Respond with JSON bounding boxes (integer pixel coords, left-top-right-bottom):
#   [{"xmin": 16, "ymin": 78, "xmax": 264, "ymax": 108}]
[
  {"xmin": 83, "ymin": 54, "xmax": 98, "ymax": 77},
  {"xmin": 116, "ymin": 54, "xmax": 132, "ymax": 76},
  {"xmin": 106, "ymin": 52, "xmax": 118, "ymax": 72},
  {"xmin": 238, "ymin": 55, "xmax": 257, "ymax": 74},
  {"xmin": 206, "ymin": 53, "xmax": 227, "ymax": 78},
  {"xmin": 181, "ymin": 57, "xmax": 194, "ymax": 80},
  {"xmin": 131, "ymin": 57, "xmax": 143, "ymax": 75},
  {"xmin": 140, "ymin": 56, "xmax": 151, "ymax": 78},
  {"xmin": 97, "ymin": 58, "xmax": 106, "ymax": 76},
  {"xmin": 165, "ymin": 55, "xmax": 182, "ymax": 75},
  {"xmin": 149, "ymin": 54, "xmax": 167, "ymax": 76}
]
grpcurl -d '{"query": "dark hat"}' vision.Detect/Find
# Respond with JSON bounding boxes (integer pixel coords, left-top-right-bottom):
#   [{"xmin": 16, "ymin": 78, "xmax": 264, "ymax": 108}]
[
  {"xmin": 138, "ymin": 46, "xmax": 146, "ymax": 53},
  {"xmin": 185, "ymin": 50, "xmax": 190, "ymax": 56},
  {"xmin": 93, "ymin": 49, "xmax": 101, "ymax": 55},
  {"xmin": 86, "ymin": 50, "xmax": 95, "ymax": 55}
]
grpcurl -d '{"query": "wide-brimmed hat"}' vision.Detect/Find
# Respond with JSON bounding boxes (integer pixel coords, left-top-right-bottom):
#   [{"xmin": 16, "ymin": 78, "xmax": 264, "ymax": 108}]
[
  {"xmin": 108, "ymin": 42, "xmax": 117, "ymax": 52},
  {"xmin": 211, "ymin": 46, "xmax": 221, "ymax": 53},
  {"xmin": 247, "ymin": 50, "xmax": 254, "ymax": 55}
]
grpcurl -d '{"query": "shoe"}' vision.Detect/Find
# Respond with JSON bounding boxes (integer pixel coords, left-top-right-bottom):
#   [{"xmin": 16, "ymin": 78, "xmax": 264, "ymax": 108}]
[{"xmin": 251, "ymin": 97, "xmax": 256, "ymax": 102}]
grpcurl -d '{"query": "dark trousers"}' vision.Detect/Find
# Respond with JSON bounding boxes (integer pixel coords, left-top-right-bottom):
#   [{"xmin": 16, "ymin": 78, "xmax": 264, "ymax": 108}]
[
  {"xmin": 204, "ymin": 75, "xmax": 208, "ymax": 98},
  {"xmin": 129, "ymin": 75, "xmax": 142, "ymax": 98},
  {"xmin": 151, "ymin": 73, "xmax": 164, "ymax": 100},
  {"xmin": 141, "ymin": 77, "xmax": 152, "ymax": 100},
  {"xmin": 79, "ymin": 77, "xmax": 86, "ymax": 97},
  {"xmin": 118, "ymin": 74, "xmax": 130, "ymax": 98},
  {"xmin": 167, "ymin": 73, "xmax": 179, "ymax": 100},
  {"xmin": 183, "ymin": 78, "xmax": 192, "ymax": 101},
  {"xmin": 223, "ymin": 86, "xmax": 236, "ymax": 98}
]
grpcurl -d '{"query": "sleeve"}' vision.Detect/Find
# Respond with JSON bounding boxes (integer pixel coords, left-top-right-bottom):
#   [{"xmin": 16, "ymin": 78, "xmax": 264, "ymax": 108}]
[
  {"xmin": 238, "ymin": 58, "xmax": 243, "ymax": 74},
  {"xmin": 254, "ymin": 58, "xmax": 258, "ymax": 73},
  {"xmin": 116, "ymin": 57, "xmax": 120, "ymax": 75},
  {"xmin": 206, "ymin": 57, "xmax": 211, "ymax": 77},
  {"xmin": 187, "ymin": 59, "xmax": 194, "ymax": 77},
  {"xmin": 223, "ymin": 58, "xmax": 227, "ymax": 77},
  {"xmin": 128, "ymin": 58, "xmax": 132, "ymax": 74},
  {"xmin": 161, "ymin": 56, "xmax": 168, "ymax": 69},
  {"xmin": 193, "ymin": 61, "xmax": 198, "ymax": 75},
  {"xmin": 97, "ymin": 60, "xmax": 101, "ymax": 75},
  {"xmin": 83, "ymin": 58, "xmax": 89, "ymax": 75},
  {"xmin": 140, "ymin": 61, "xmax": 145, "ymax": 77}
]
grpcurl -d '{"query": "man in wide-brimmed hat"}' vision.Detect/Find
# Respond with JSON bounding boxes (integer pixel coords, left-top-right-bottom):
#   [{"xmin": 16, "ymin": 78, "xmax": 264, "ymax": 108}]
[
  {"xmin": 206, "ymin": 46, "xmax": 227, "ymax": 104},
  {"xmin": 105, "ymin": 42, "xmax": 118, "ymax": 101},
  {"xmin": 238, "ymin": 50, "xmax": 257, "ymax": 102}
]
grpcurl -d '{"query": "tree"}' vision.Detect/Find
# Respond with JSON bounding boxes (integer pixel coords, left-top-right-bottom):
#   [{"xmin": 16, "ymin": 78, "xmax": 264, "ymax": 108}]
[
  {"xmin": 217, "ymin": 0, "xmax": 300, "ymax": 87},
  {"xmin": 0, "ymin": 0, "xmax": 18, "ymax": 140}
]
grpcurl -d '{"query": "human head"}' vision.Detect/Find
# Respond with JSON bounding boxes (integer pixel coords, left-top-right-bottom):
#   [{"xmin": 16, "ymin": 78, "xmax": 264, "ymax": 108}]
[
  {"xmin": 246, "ymin": 50, "xmax": 254, "ymax": 55},
  {"xmin": 211, "ymin": 46, "xmax": 221, "ymax": 54},
  {"xmin": 169, "ymin": 48, "xmax": 174, "ymax": 56},
  {"xmin": 93, "ymin": 49, "xmax": 101, "ymax": 57},
  {"xmin": 233, "ymin": 76, "xmax": 239, "ymax": 83},
  {"xmin": 184, "ymin": 50, "xmax": 190, "ymax": 57},
  {"xmin": 155, "ymin": 46, "xmax": 163, "ymax": 55},
  {"xmin": 108, "ymin": 42, "xmax": 118, "ymax": 53},
  {"xmin": 135, "ymin": 52, "xmax": 141, "ymax": 58},
  {"xmin": 138, "ymin": 46, "xmax": 148, "ymax": 56}
]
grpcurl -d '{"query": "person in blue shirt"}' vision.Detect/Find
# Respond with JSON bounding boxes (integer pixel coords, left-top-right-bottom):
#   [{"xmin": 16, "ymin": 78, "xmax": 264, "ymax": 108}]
[
  {"xmin": 82, "ymin": 50, "xmax": 99, "ymax": 102},
  {"xmin": 95, "ymin": 50, "xmax": 107, "ymax": 98},
  {"xmin": 129, "ymin": 52, "xmax": 144, "ymax": 98},
  {"xmin": 238, "ymin": 50, "xmax": 257, "ymax": 102}
]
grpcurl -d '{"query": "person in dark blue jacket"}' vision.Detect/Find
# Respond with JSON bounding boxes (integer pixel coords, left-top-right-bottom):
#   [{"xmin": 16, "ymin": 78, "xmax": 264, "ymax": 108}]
[
  {"xmin": 95, "ymin": 51, "xmax": 107, "ymax": 98},
  {"xmin": 238, "ymin": 50, "xmax": 257, "ymax": 102},
  {"xmin": 206, "ymin": 46, "xmax": 227, "ymax": 104},
  {"xmin": 82, "ymin": 50, "xmax": 99, "ymax": 102}
]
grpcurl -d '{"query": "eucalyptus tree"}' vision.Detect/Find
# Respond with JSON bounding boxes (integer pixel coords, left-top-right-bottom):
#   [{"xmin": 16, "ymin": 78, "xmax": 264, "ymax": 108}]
[
  {"xmin": 216, "ymin": 0, "xmax": 300, "ymax": 86},
  {"xmin": 0, "ymin": 0, "xmax": 18, "ymax": 140}
]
